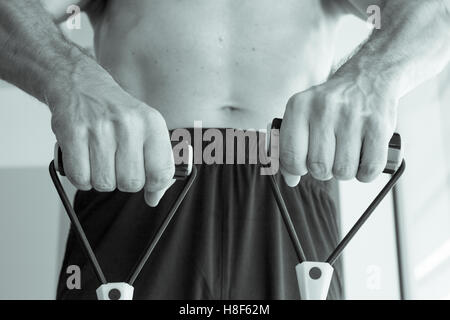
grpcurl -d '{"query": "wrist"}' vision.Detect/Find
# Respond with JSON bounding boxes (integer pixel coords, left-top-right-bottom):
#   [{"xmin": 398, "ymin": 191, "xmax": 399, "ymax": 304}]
[
  {"xmin": 327, "ymin": 65, "xmax": 400, "ymax": 125},
  {"xmin": 333, "ymin": 52, "xmax": 404, "ymax": 103},
  {"xmin": 44, "ymin": 47, "xmax": 111, "ymax": 111}
]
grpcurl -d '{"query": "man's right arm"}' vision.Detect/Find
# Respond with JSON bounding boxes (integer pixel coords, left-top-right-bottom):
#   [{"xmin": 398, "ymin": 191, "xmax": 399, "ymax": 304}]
[
  {"xmin": 0, "ymin": 0, "xmax": 175, "ymax": 206},
  {"xmin": 0, "ymin": 0, "xmax": 84, "ymax": 103}
]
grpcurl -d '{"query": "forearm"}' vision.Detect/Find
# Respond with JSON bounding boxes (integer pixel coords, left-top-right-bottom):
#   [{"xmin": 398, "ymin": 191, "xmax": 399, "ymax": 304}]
[
  {"xmin": 0, "ymin": 0, "xmax": 91, "ymax": 107},
  {"xmin": 338, "ymin": 0, "xmax": 450, "ymax": 99}
]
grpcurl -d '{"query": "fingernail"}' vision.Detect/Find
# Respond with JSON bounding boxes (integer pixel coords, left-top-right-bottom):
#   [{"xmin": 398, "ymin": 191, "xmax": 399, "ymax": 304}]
[{"xmin": 280, "ymin": 167, "xmax": 301, "ymax": 187}]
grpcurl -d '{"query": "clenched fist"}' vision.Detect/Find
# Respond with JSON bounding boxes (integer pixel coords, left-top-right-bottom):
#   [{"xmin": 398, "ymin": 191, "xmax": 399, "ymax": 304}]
[
  {"xmin": 49, "ymin": 61, "xmax": 174, "ymax": 206},
  {"xmin": 280, "ymin": 73, "xmax": 398, "ymax": 186}
]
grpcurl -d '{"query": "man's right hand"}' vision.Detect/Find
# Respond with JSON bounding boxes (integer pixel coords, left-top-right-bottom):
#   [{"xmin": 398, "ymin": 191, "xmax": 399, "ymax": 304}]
[{"xmin": 49, "ymin": 60, "xmax": 174, "ymax": 207}]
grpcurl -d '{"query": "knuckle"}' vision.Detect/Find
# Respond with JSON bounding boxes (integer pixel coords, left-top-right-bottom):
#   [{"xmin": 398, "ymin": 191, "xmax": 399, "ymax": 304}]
[
  {"xmin": 117, "ymin": 179, "xmax": 145, "ymax": 193},
  {"xmin": 333, "ymin": 165, "xmax": 356, "ymax": 180},
  {"xmin": 280, "ymin": 150, "xmax": 306, "ymax": 175},
  {"xmin": 338, "ymin": 105, "xmax": 357, "ymax": 125},
  {"xmin": 119, "ymin": 105, "xmax": 146, "ymax": 124},
  {"xmin": 92, "ymin": 176, "xmax": 116, "ymax": 192},
  {"xmin": 322, "ymin": 92, "xmax": 336, "ymax": 107},
  {"xmin": 143, "ymin": 109, "xmax": 169, "ymax": 137},
  {"xmin": 357, "ymin": 164, "xmax": 383, "ymax": 183},
  {"xmin": 312, "ymin": 101, "xmax": 334, "ymax": 124},
  {"xmin": 366, "ymin": 115, "xmax": 388, "ymax": 135},
  {"xmin": 87, "ymin": 127, "xmax": 106, "ymax": 143},
  {"xmin": 145, "ymin": 166, "xmax": 175, "ymax": 192},
  {"xmin": 67, "ymin": 172, "xmax": 91, "ymax": 190},
  {"xmin": 116, "ymin": 111, "xmax": 138, "ymax": 129},
  {"xmin": 287, "ymin": 93, "xmax": 301, "ymax": 108},
  {"xmin": 286, "ymin": 93, "xmax": 310, "ymax": 114},
  {"xmin": 319, "ymin": 109, "xmax": 333, "ymax": 124},
  {"xmin": 58, "ymin": 129, "xmax": 87, "ymax": 146},
  {"xmin": 145, "ymin": 107, "xmax": 165, "ymax": 125},
  {"xmin": 115, "ymin": 115, "xmax": 144, "ymax": 139},
  {"xmin": 90, "ymin": 119, "xmax": 113, "ymax": 135},
  {"xmin": 308, "ymin": 161, "xmax": 331, "ymax": 180},
  {"xmin": 92, "ymin": 184, "xmax": 115, "ymax": 192}
]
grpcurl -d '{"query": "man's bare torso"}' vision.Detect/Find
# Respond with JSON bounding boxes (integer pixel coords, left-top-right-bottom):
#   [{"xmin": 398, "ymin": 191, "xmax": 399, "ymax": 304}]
[{"xmin": 87, "ymin": 0, "xmax": 346, "ymax": 129}]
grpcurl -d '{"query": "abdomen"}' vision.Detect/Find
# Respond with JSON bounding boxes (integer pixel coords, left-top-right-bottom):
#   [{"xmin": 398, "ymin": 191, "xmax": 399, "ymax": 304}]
[{"xmin": 93, "ymin": 0, "xmax": 337, "ymax": 129}]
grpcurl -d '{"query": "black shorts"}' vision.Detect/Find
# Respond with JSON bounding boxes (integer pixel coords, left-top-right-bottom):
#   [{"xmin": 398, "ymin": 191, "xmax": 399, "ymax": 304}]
[{"xmin": 56, "ymin": 128, "xmax": 343, "ymax": 300}]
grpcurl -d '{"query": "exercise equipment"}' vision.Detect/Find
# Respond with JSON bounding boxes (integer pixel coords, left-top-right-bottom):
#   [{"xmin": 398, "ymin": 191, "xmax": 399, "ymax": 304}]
[
  {"xmin": 49, "ymin": 119, "xmax": 405, "ymax": 300},
  {"xmin": 49, "ymin": 143, "xmax": 196, "ymax": 300},
  {"xmin": 266, "ymin": 118, "xmax": 405, "ymax": 299}
]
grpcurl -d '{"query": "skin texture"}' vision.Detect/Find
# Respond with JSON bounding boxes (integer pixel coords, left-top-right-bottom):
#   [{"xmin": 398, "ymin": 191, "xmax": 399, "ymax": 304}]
[
  {"xmin": 1, "ymin": 0, "xmax": 450, "ymax": 205},
  {"xmin": 280, "ymin": 0, "xmax": 450, "ymax": 185}
]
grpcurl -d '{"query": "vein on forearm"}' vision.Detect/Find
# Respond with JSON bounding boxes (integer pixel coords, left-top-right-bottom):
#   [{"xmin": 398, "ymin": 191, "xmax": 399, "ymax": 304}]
[{"xmin": 338, "ymin": 0, "xmax": 450, "ymax": 99}]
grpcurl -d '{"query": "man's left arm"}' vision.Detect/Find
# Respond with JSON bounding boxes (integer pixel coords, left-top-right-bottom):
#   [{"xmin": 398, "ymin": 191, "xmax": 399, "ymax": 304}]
[
  {"xmin": 279, "ymin": 0, "xmax": 450, "ymax": 186},
  {"xmin": 345, "ymin": 0, "xmax": 450, "ymax": 96}
]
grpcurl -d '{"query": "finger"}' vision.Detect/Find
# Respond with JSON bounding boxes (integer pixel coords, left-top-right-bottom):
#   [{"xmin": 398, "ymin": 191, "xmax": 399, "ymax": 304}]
[
  {"xmin": 115, "ymin": 127, "xmax": 145, "ymax": 193},
  {"xmin": 333, "ymin": 125, "xmax": 362, "ymax": 181},
  {"xmin": 89, "ymin": 126, "xmax": 117, "ymax": 192},
  {"xmin": 61, "ymin": 136, "xmax": 91, "ymax": 191},
  {"xmin": 144, "ymin": 179, "xmax": 175, "ymax": 207},
  {"xmin": 357, "ymin": 125, "xmax": 390, "ymax": 183},
  {"xmin": 279, "ymin": 98, "xmax": 309, "ymax": 187},
  {"xmin": 307, "ymin": 125, "xmax": 335, "ymax": 181},
  {"xmin": 143, "ymin": 119, "xmax": 175, "ymax": 207},
  {"xmin": 279, "ymin": 166, "xmax": 300, "ymax": 187}
]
